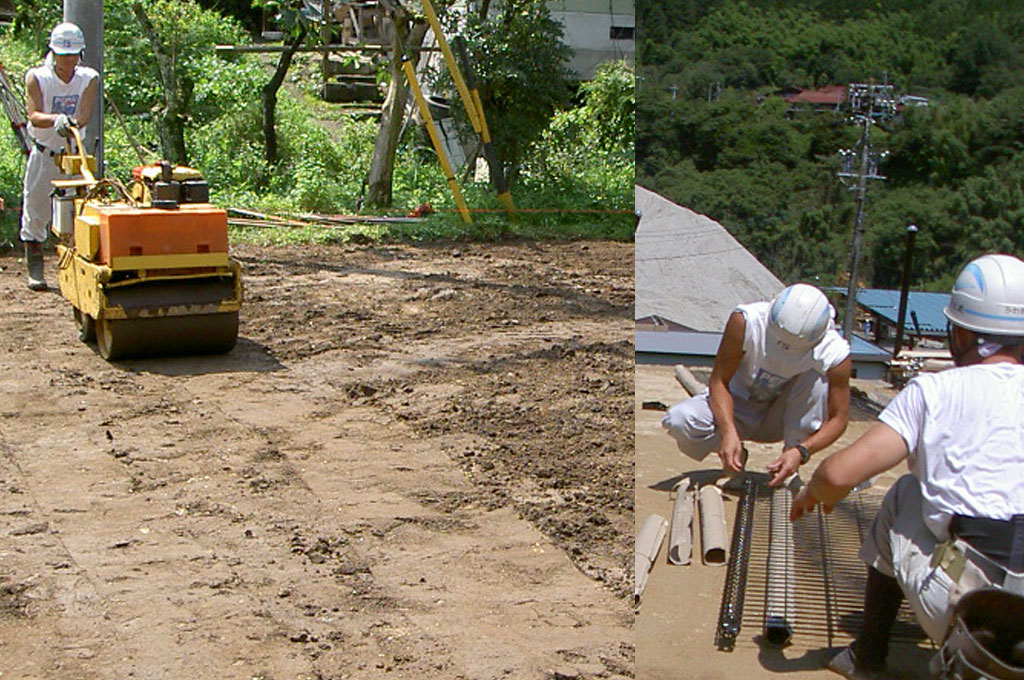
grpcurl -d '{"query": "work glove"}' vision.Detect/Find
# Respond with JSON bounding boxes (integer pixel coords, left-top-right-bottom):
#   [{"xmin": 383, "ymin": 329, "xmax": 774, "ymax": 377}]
[{"xmin": 54, "ymin": 113, "xmax": 75, "ymax": 138}]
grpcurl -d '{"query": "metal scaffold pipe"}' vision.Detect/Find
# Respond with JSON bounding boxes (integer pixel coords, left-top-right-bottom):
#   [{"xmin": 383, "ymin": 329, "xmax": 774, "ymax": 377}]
[
  {"xmin": 64, "ymin": 0, "xmax": 103, "ymax": 173},
  {"xmin": 215, "ymin": 44, "xmax": 440, "ymax": 54}
]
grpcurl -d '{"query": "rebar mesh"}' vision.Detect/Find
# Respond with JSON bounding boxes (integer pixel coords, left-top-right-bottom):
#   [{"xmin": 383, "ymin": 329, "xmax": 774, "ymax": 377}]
[{"xmin": 724, "ymin": 485, "xmax": 928, "ymax": 651}]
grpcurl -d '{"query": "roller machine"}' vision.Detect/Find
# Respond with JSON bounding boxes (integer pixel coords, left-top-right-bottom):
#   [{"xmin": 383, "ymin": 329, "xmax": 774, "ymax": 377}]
[{"xmin": 52, "ymin": 129, "xmax": 242, "ymax": 360}]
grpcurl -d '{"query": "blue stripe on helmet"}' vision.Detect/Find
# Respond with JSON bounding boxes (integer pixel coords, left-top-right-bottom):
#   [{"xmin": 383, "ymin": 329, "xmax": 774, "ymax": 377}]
[
  {"xmin": 770, "ymin": 287, "xmax": 791, "ymax": 323},
  {"xmin": 953, "ymin": 263, "xmax": 986, "ymax": 293},
  {"xmin": 814, "ymin": 305, "xmax": 829, "ymax": 329},
  {"xmin": 960, "ymin": 307, "xmax": 1024, "ymax": 323}
]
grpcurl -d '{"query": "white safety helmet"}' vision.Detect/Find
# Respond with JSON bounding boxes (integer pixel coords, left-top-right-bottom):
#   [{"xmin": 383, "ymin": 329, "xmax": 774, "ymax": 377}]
[
  {"xmin": 944, "ymin": 253, "xmax": 1024, "ymax": 336},
  {"xmin": 767, "ymin": 283, "xmax": 832, "ymax": 352},
  {"xmin": 49, "ymin": 22, "xmax": 85, "ymax": 55}
]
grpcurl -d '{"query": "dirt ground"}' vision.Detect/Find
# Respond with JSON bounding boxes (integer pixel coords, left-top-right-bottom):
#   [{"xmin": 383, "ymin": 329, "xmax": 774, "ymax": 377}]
[
  {"xmin": 635, "ymin": 363, "xmax": 936, "ymax": 680},
  {"xmin": 0, "ymin": 239, "xmax": 634, "ymax": 680}
]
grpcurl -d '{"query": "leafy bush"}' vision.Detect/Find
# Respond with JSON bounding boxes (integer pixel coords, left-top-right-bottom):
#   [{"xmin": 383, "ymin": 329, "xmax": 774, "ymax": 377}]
[
  {"xmin": 104, "ymin": 0, "xmax": 250, "ymax": 120},
  {"xmin": 514, "ymin": 60, "xmax": 634, "ymax": 238},
  {"xmin": 10, "ymin": 2, "xmax": 60, "ymax": 53}
]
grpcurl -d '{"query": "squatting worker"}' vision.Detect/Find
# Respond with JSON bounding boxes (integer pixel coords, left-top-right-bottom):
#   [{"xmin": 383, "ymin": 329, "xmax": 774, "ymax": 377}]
[
  {"xmin": 662, "ymin": 283, "xmax": 852, "ymax": 487},
  {"xmin": 21, "ymin": 22, "xmax": 98, "ymax": 291},
  {"xmin": 790, "ymin": 253, "xmax": 1024, "ymax": 680}
]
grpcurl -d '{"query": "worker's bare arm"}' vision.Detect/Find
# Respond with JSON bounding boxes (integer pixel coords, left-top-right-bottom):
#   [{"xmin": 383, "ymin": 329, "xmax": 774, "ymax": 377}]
[
  {"xmin": 24, "ymin": 73, "xmax": 50, "ymax": 128},
  {"xmin": 790, "ymin": 422, "xmax": 908, "ymax": 520},
  {"xmin": 767, "ymin": 355, "xmax": 853, "ymax": 486},
  {"xmin": 709, "ymin": 311, "xmax": 746, "ymax": 472}
]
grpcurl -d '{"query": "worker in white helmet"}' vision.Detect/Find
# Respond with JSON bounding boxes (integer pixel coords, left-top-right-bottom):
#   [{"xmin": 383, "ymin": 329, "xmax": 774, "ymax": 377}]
[
  {"xmin": 791, "ymin": 253, "xmax": 1024, "ymax": 679},
  {"xmin": 20, "ymin": 22, "xmax": 99, "ymax": 291},
  {"xmin": 662, "ymin": 282, "xmax": 853, "ymax": 487}
]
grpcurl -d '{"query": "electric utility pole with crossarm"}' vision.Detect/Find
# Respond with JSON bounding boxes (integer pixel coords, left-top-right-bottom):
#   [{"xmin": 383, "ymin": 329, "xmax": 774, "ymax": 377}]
[{"xmin": 838, "ymin": 83, "xmax": 895, "ymax": 342}]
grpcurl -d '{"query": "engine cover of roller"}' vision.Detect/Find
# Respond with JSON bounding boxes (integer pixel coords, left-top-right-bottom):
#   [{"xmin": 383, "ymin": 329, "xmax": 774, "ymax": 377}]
[{"xmin": 55, "ymin": 162, "xmax": 243, "ymax": 361}]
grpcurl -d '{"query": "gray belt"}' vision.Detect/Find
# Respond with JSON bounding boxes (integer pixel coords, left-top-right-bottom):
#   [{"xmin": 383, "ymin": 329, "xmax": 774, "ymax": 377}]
[
  {"xmin": 951, "ymin": 513, "xmax": 1024, "ymax": 572},
  {"xmin": 933, "ymin": 539, "xmax": 1024, "ymax": 595}
]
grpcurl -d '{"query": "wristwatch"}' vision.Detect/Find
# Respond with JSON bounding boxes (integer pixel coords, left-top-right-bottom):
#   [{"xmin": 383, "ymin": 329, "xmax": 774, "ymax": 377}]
[{"xmin": 795, "ymin": 444, "xmax": 811, "ymax": 465}]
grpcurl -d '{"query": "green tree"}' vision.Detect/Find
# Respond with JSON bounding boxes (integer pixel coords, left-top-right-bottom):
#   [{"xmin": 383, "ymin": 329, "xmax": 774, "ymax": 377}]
[
  {"xmin": 575, "ymin": 60, "xmax": 635, "ymax": 151},
  {"xmin": 251, "ymin": 1, "xmax": 316, "ymax": 165},
  {"xmin": 948, "ymin": 21, "xmax": 1021, "ymax": 97},
  {"xmin": 10, "ymin": 2, "xmax": 60, "ymax": 53},
  {"xmin": 461, "ymin": 0, "xmax": 573, "ymax": 185},
  {"xmin": 119, "ymin": 0, "xmax": 246, "ymax": 164},
  {"xmin": 196, "ymin": 0, "xmax": 263, "ymax": 32}
]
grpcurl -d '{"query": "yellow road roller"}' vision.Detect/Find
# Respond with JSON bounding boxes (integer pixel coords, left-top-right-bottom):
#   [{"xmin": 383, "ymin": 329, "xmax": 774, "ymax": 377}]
[{"xmin": 52, "ymin": 131, "xmax": 242, "ymax": 361}]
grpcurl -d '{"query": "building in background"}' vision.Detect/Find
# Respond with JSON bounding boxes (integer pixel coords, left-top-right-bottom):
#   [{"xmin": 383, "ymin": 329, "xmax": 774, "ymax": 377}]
[{"xmin": 546, "ymin": 0, "xmax": 634, "ymax": 79}]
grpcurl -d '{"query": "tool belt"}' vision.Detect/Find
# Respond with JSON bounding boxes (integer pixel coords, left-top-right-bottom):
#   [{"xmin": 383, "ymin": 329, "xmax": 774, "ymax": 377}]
[
  {"xmin": 932, "ymin": 543, "xmax": 1024, "ymax": 596},
  {"xmin": 951, "ymin": 514, "xmax": 1024, "ymax": 573},
  {"xmin": 931, "ymin": 589, "xmax": 1024, "ymax": 680},
  {"xmin": 33, "ymin": 140, "xmax": 59, "ymax": 157}
]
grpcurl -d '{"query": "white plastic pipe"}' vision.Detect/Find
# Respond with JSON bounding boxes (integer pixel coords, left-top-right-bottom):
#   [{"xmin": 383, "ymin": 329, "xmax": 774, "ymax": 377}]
[
  {"xmin": 634, "ymin": 514, "xmax": 668, "ymax": 606},
  {"xmin": 699, "ymin": 485, "xmax": 728, "ymax": 566},
  {"xmin": 668, "ymin": 479, "xmax": 694, "ymax": 565},
  {"xmin": 674, "ymin": 364, "xmax": 706, "ymax": 397}
]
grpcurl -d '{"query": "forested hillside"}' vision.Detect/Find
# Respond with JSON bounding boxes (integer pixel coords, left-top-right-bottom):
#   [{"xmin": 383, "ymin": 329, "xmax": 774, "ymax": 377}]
[{"xmin": 637, "ymin": 0, "xmax": 1024, "ymax": 291}]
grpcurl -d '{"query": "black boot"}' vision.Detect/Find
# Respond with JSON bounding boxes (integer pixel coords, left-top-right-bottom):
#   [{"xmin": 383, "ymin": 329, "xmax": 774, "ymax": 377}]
[
  {"xmin": 828, "ymin": 567, "xmax": 903, "ymax": 678},
  {"xmin": 855, "ymin": 566, "xmax": 905, "ymax": 666}
]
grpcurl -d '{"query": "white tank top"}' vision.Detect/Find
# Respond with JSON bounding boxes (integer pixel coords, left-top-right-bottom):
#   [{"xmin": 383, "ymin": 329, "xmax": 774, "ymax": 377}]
[
  {"xmin": 26, "ymin": 61, "xmax": 99, "ymax": 152},
  {"xmin": 730, "ymin": 301, "xmax": 850, "ymax": 404}
]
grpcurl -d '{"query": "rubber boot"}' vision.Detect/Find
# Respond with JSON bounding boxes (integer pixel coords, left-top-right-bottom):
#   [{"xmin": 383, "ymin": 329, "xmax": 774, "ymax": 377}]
[{"xmin": 24, "ymin": 242, "xmax": 46, "ymax": 291}]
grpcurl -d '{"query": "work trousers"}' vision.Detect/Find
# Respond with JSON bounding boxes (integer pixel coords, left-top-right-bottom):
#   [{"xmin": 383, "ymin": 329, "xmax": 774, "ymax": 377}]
[
  {"xmin": 660, "ymin": 368, "xmax": 826, "ymax": 462},
  {"xmin": 860, "ymin": 475, "xmax": 1012, "ymax": 643},
  {"xmin": 20, "ymin": 145, "xmax": 65, "ymax": 243}
]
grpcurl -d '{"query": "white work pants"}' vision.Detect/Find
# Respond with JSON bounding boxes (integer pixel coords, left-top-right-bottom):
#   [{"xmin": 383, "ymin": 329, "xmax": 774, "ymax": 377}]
[
  {"xmin": 860, "ymin": 475, "xmax": 1008, "ymax": 643},
  {"xmin": 660, "ymin": 369, "xmax": 827, "ymax": 461},
  {"xmin": 20, "ymin": 145, "xmax": 63, "ymax": 243}
]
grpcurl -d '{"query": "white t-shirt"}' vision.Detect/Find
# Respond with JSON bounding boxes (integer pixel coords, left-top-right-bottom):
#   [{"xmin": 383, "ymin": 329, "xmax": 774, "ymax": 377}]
[
  {"xmin": 879, "ymin": 362, "xmax": 1024, "ymax": 539},
  {"xmin": 730, "ymin": 301, "xmax": 850, "ymax": 405},
  {"xmin": 26, "ymin": 61, "xmax": 98, "ymax": 151}
]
